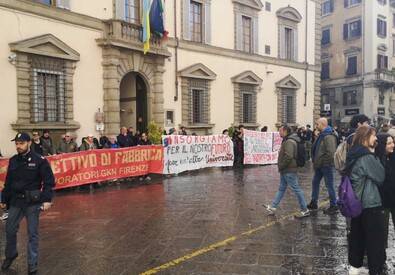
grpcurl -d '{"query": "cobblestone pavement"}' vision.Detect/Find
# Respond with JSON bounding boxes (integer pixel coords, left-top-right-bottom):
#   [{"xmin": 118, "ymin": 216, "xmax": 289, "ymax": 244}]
[{"xmin": 0, "ymin": 163, "xmax": 394, "ymax": 275}]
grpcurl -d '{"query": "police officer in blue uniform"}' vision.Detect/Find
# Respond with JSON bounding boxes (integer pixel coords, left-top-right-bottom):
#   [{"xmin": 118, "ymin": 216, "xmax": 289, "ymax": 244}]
[{"xmin": 1, "ymin": 133, "xmax": 55, "ymax": 275}]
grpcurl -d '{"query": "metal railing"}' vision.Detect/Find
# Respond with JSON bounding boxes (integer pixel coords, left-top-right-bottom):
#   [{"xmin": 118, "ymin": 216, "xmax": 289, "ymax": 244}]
[
  {"xmin": 375, "ymin": 69, "xmax": 395, "ymax": 83},
  {"xmin": 106, "ymin": 20, "xmax": 163, "ymax": 48}
]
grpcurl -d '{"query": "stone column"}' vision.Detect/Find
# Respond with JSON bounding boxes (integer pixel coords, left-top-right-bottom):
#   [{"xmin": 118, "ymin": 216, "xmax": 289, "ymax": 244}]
[
  {"xmin": 102, "ymin": 47, "xmax": 121, "ymax": 135},
  {"xmin": 64, "ymin": 61, "xmax": 76, "ymax": 123},
  {"xmin": 16, "ymin": 53, "xmax": 31, "ymax": 124},
  {"xmin": 150, "ymin": 57, "xmax": 165, "ymax": 126}
]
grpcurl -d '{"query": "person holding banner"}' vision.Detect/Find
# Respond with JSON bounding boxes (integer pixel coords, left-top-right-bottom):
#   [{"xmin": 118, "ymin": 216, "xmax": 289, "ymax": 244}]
[
  {"xmin": 266, "ymin": 126, "xmax": 310, "ymax": 218},
  {"xmin": 1, "ymin": 132, "xmax": 55, "ymax": 274},
  {"xmin": 233, "ymin": 125, "xmax": 245, "ymax": 167},
  {"xmin": 138, "ymin": 133, "xmax": 152, "ymax": 182}
]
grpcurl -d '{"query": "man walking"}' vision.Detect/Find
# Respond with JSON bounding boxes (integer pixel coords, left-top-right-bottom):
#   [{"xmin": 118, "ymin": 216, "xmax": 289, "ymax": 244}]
[
  {"xmin": 266, "ymin": 125, "xmax": 310, "ymax": 218},
  {"xmin": 307, "ymin": 118, "xmax": 338, "ymax": 214},
  {"xmin": 1, "ymin": 133, "xmax": 55, "ymax": 274}
]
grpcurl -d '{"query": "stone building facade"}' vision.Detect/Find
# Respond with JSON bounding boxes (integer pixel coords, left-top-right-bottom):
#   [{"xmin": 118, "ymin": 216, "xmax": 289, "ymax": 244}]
[
  {"xmin": 0, "ymin": 0, "xmax": 320, "ymax": 155},
  {"xmin": 321, "ymin": 0, "xmax": 395, "ymax": 126}
]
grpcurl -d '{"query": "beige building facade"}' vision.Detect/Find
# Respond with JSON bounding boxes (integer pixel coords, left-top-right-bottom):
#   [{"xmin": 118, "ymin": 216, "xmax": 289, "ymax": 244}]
[
  {"xmin": 321, "ymin": 0, "xmax": 395, "ymax": 126},
  {"xmin": 0, "ymin": 0, "xmax": 320, "ymax": 156}
]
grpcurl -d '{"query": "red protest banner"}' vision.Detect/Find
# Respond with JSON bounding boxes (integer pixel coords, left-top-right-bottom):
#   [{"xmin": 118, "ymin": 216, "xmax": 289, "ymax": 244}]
[
  {"xmin": 0, "ymin": 158, "xmax": 8, "ymax": 190},
  {"xmin": 0, "ymin": 146, "xmax": 164, "ymax": 190}
]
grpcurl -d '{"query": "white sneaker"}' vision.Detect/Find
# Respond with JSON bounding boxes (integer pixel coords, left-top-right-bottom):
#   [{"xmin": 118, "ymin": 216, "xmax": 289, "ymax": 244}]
[
  {"xmin": 0, "ymin": 212, "xmax": 8, "ymax": 221},
  {"xmin": 145, "ymin": 176, "xmax": 151, "ymax": 181},
  {"xmin": 348, "ymin": 265, "xmax": 369, "ymax": 275},
  {"xmin": 266, "ymin": 205, "xmax": 276, "ymax": 215},
  {"xmin": 294, "ymin": 209, "xmax": 310, "ymax": 219}
]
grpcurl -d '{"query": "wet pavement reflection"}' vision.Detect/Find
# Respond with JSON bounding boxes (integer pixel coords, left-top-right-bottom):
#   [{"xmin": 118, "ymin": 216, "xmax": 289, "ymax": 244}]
[{"xmin": 0, "ymin": 163, "xmax": 394, "ymax": 274}]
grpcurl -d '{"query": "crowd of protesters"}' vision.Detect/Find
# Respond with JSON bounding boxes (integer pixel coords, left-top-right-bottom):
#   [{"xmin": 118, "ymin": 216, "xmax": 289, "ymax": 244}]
[
  {"xmin": 263, "ymin": 115, "xmax": 395, "ymax": 275},
  {"xmin": 2, "ymin": 117, "xmax": 395, "ymax": 274},
  {"xmin": 24, "ymin": 127, "xmax": 155, "ymax": 157}
]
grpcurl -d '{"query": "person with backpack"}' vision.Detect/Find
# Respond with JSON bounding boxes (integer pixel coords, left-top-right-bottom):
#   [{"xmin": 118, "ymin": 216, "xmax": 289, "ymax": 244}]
[
  {"xmin": 346, "ymin": 126, "xmax": 386, "ymax": 275},
  {"xmin": 335, "ymin": 115, "xmax": 370, "ymax": 173},
  {"xmin": 375, "ymin": 133, "xmax": 395, "ymax": 262},
  {"xmin": 347, "ymin": 115, "xmax": 370, "ymax": 145},
  {"xmin": 266, "ymin": 125, "xmax": 310, "ymax": 218},
  {"xmin": 307, "ymin": 118, "xmax": 338, "ymax": 214}
]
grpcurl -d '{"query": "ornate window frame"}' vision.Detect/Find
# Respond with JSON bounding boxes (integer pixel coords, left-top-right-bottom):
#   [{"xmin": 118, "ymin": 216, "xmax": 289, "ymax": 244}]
[
  {"xmin": 9, "ymin": 34, "xmax": 80, "ymax": 131},
  {"xmin": 233, "ymin": 0, "xmax": 262, "ymax": 54},
  {"xmin": 231, "ymin": 71, "xmax": 262, "ymax": 128},
  {"xmin": 275, "ymin": 75, "xmax": 301, "ymax": 127},
  {"xmin": 277, "ymin": 6, "xmax": 302, "ymax": 61},
  {"xmin": 179, "ymin": 63, "xmax": 216, "ymax": 134}
]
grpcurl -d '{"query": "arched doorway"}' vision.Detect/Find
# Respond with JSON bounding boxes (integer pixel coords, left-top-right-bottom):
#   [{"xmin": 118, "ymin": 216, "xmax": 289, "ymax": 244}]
[{"xmin": 119, "ymin": 72, "xmax": 148, "ymax": 133}]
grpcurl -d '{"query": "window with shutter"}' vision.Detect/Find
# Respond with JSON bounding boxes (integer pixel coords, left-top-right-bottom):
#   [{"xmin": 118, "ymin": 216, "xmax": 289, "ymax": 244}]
[
  {"xmin": 346, "ymin": 56, "xmax": 357, "ymax": 75},
  {"xmin": 322, "ymin": 29, "xmax": 331, "ymax": 45},
  {"xmin": 343, "ymin": 23, "xmax": 349, "ymax": 40},
  {"xmin": 322, "ymin": 0, "xmax": 334, "ymax": 15},
  {"xmin": 377, "ymin": 18, "xmax": 387, "ymax": 37},
  {"xmin": 285, "ymin": 27, "xmax": 294, "ymax": 60},
  {"xmin": 242, "ymin": 16, "xmax": 252, "ymax": 53},
  {"xmin": 125, "ymin": 0, "xmax": 140, "ymax": 24},
  {"xmin": 344, "ymin": 20, "xmax": 362, "ymax": 40},
  {"xmin": 190, "ymin": 1, "xmax": 203, "ymax": 42},
  {"xmin": 321, "ymin": 62, "xmax": 330, "ymax": 80},
  {"xmin": 377, "ymin": 54, "xmax": 388, "ymax": 69}
]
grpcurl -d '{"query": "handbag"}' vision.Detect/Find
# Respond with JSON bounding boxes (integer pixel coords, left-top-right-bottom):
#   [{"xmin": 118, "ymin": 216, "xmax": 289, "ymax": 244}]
[{"xmin": 25, "ymin": 190, "xmax": 41, "ymax": 204}]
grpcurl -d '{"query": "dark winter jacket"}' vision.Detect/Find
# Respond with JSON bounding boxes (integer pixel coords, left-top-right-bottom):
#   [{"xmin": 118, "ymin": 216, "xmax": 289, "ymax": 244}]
[
  {"xmin": 41, "ymin": 136, "xmax": 55, "ymax": 156},
  {"xmin": 346, "ymin": 145, "xmax": 385, "ymax": 209},
  {"xmin": 138, "ymin": 139, "xmax": 152, "ymax": 146},
  {"xmin": 277, "ymin": 133, "xmax": 299, "ymax": 174},
  {"xmin": 312, "ymin": 127, "xmax": 337, "ymax": 169},
  {"xmin": 31, "ymin": 141, "xmax": 44, "ymax": 156},
  {"xmin": 117, "ymin": 134, "xmax": 133, "ymax": 148}
]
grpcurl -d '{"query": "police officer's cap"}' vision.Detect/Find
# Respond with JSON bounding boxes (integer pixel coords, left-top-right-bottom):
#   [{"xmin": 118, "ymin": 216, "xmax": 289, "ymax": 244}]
[{"xmin": 11, "ymin": 132, "xmax": 31, "ymax": 142}]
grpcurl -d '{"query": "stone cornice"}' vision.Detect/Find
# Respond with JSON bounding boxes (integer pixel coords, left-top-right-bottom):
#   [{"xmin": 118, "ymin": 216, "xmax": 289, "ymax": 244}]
[
  {"xmin": 10, "ymin": 34, "xmax": 80, "ymax": 61},
  {"xmin": 96, "ymin": 38, "xmax": 172, "ymax": 57},
  {"xmin": 168, "ymin": 39, "xmax": 319, "ymax": 72},
  {"xmin": 0, "ymin": 0, "xmax": 103, "ymax": 31}
]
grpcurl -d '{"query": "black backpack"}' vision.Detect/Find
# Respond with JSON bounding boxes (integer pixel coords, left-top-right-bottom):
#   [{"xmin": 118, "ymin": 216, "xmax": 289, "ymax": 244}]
[{"xmin": 289, "ymin": 138, "xmax": 306, "ymax": 167}]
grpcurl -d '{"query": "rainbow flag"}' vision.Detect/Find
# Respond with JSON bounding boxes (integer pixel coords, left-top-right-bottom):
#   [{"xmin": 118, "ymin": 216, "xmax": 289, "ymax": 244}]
[{"xmin": 142, "ymin": 0, "xmax": 151, "ymax": 54}]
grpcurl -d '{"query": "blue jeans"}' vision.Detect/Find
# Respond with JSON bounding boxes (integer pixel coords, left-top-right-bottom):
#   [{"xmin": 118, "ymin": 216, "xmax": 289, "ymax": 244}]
[
  {"xmin": 6, "ymin": 205, "xmax": 41, "ymax": 269},
  {"xmin": 272, "ymin": 173, "xmax": 307, "ymax": 211},
  {"xmin": 311, "ymin": 166, "xmax": 337, "ymax": 206}
]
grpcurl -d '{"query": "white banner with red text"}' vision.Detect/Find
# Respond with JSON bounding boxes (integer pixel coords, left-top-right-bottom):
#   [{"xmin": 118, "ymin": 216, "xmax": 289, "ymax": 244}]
[{"xmin": 243, "ymin": 130, "xmax": 282, "ymax": 165}]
